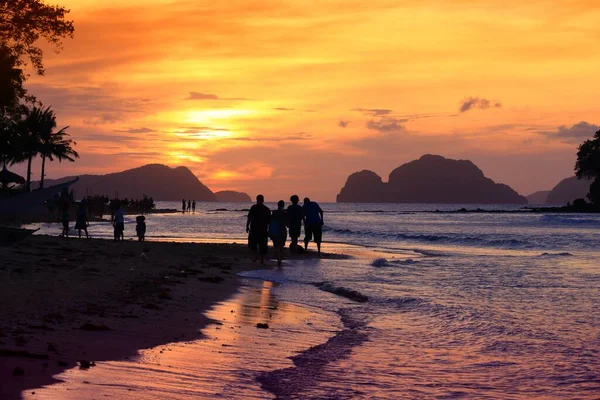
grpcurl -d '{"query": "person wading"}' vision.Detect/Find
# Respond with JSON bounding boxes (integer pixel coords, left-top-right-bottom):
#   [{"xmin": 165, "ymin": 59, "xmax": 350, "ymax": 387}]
[
  {"xmin": 303, "ymin": 197, "xmax": 324, "ymax": 257},
  {"xmin": 246, "ymin": 194, "xmax": 271, "ymax": 265}
]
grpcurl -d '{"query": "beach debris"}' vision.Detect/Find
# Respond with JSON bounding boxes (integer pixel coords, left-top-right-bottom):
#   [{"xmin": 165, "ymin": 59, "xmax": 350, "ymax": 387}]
[
  {"xmin": 256, "ymin": 323, "xmax": 270, "ymax": 329},
  {"xmin": 0, "ymin": 349, "xmax": 49, "ymax": 360},
  {"xmin": 198, "ymin": 276, "xmax": 225, "ymax": 284},
  {"xmin": 12, "ymin": 367, "xmax": 25, "ymax": 376},
  {"xmin": 79, "ymin": 360, "xmax": 96, "ymax": 369},
  {"xmin": 79, "ymin": 323, "xmax": 111, "ymax": 331}
]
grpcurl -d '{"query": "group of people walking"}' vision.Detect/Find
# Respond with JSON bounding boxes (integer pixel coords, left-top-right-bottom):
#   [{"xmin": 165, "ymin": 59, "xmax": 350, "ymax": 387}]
[
  {"xmin": 246, "ymin": 195, "xmax": 324, "ymax": 266},
  {"xmin": 182, "ymin": 199, "xmax": 196, "ymax": 213}
]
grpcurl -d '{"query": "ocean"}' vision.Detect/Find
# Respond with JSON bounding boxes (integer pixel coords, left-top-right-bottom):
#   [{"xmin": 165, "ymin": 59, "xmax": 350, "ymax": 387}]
[{"xmin": 28, "ymin": 202, "xmax": 600, "ymax": 398}]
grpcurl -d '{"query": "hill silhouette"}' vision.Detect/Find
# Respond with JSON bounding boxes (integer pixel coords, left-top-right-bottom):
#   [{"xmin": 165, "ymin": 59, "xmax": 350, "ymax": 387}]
[
  {"xmin": 526, "ymin": 190, "xmax": 551, "ymax": 205},
  {"xmin": 337, "ymin": 155, "xmax": 527, "ymax": 204},
  {"xmin": 215, "ymin": 190, "xmax": 251, "ymax": 202},
  {"xmin": 40, "ymin": 164, "xmax": 216, "ymax": 201},
  {"xmin": 546, "ymin": 176, "xmax": 592, "ymax": 205}
]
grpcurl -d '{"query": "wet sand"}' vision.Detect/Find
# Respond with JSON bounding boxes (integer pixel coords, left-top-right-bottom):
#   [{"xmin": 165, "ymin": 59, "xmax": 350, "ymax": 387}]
[
  {"xmin": 0, "ymin": 235, "xmax": 258, "ymax": 399},
  {"xmin": 23, "ymin": 280, "xmax": 341, "ymax": 399}
]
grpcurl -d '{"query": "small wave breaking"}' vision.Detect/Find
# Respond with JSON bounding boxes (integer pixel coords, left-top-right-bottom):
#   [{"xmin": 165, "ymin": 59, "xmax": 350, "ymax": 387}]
[
  {"xmin": 313, "ymin": 282, "xmax": 369, "ymax": 303},
  {"xmin": 371, "ymin": 258, "xmax": 419, "ymax": 267}
]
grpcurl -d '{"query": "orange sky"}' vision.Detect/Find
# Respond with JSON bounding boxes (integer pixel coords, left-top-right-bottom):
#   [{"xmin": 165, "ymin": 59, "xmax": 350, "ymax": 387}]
[{"xmin": 21, "ymin": 0, "xmax": 600, "ymax": 200}]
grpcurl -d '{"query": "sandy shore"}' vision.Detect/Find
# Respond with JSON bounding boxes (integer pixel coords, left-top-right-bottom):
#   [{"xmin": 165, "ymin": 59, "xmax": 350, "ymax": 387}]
[{"xmin": 0, "ymin": 235, "xmax": 261, "ymax": 399}]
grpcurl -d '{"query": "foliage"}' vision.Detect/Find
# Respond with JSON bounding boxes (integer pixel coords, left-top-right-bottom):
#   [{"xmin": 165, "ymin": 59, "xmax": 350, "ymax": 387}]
[
  {"xmin": 0, "ymin": 0, "xmax": 74, "ymax": 76},
  {"xmin": 36, "ymin": 105, "xmax": 78, "ymax": 188},
  {"xmin": 575, "ymin": 129, "xmax": 600, "ymax": 204}
]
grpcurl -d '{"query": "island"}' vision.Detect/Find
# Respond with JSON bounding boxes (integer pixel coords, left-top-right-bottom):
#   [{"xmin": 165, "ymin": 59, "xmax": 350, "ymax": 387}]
[{"xmin": 336, "ymin": 154, "xmax": 527, "ymax": 204}]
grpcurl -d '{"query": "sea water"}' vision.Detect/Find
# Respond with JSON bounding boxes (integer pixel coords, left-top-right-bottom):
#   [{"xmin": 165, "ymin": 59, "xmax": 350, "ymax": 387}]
[{"xmin": 29, "ymin": 203, "xmax": 600, "ymax": 398}]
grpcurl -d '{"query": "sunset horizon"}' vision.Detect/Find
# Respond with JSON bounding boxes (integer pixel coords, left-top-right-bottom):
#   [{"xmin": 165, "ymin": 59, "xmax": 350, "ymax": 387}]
[{"xmin": 9, "ymin": 0, "xmax": 599, "ymax": 201}]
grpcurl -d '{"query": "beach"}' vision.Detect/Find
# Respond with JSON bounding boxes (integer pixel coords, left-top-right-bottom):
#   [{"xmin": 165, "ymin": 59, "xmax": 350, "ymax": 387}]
[
  {"xmin": 0, "ymin": 235, "xmax": 264, "ymax": 399},
  {"xmin": 2, "ymin": 203, "xmax": 600, "ymax": 399}
]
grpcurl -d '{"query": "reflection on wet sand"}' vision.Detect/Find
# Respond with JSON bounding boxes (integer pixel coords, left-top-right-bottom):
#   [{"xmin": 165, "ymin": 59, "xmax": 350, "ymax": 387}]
[{"xmin": 24, "ymin": 280, "xmax": 339, "ymax": 399}]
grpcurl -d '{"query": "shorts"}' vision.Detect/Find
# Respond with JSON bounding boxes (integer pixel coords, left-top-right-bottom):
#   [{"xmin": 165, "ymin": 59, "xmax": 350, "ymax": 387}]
[
  {"xmin": 304, "ymin": 223, "xmax": 323, "ymax": 244},
  {"xmin": 62, "ymin": 219, "xmax": 69, "ymax": 230},
  {"xmin": 248, "ymin": 231, "xmax": 268, "ymax": 255},
  {"xmin": 289, "ymin": 223, "xmax": 301, "ymax": 239}
]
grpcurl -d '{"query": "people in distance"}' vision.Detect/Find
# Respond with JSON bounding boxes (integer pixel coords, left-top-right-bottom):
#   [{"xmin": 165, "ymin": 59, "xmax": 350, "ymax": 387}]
[
  {"xmin": 270, "ymin": 200, "xmax": 289, "ymax": 267},
  {"xmin": 303, "ymin": 197, "xmax": 324, "ymax": 257},
  {"xmin": 136, "ymin": 215, "xmax": 146, "ymax": 242},
  {"xmin": 182, "ymin": 198, "xmax": 186, "ymax": 213},
  {"xmin": 187, "ymin": 200, "xmax": 191, "ymax": 213},
  {"xmin": 287, "ymin": 195, "xmax": 304, "ymax": 253},
  {"xmin": 113, "ymin": 201, "xmax": 125, "ymax": 242},
  {"xmin": 246, "ymin": 194, "xmax": 271, "ymax": 265},
  {"xmin": 75, "ymin": 198, "xmax": 90, "ymax": 239},
  {"xmin": 192, "ymin": 200, "xmax": 196, "ymax": 213}
]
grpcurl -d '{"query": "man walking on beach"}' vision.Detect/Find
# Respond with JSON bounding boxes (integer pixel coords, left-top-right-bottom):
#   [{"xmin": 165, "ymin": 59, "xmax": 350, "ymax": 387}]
[
  {"xmin": 303, "ymin": 197, "xmax": 324, "ymax": 257},
  {"xmin": 246, "ymin": 194, "xmax": 271, "ymax": 265},
  {"xmin": 287, "ymin": 195, "xmax": 304, "ymax": 253}
]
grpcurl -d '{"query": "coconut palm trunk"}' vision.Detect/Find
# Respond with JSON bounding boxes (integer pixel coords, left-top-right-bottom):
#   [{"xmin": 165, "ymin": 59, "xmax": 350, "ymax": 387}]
[
  {"xmin": 40, "ymin": 153, "xmax": 46, "ymax": 189},
  {"xmin": 25, "ymin": 155, "xmax": 32, "ymax": 191}
]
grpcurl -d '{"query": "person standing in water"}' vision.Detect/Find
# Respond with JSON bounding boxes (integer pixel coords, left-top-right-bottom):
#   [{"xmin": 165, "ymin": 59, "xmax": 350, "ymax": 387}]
[
  {"xmin": 270, "ymin": 200, "xmax": 288, "ymax": 267},
  {"xmin": 246, "ymin": 194, "xmax": 271, "ymax": 265},
  {"xmin": 287, "ymin": 195, "xmax": 304, "ymax": 253},
  {"xmin": 187, "ymin": 200, "xmax": 191, "ymax": 213},
  {"xmin": 182, "ymin": 199, "xmax": 186, "ymax": 213},
  {"xmin": 136, "ymin": 215, "xmax": 146, "ymax": 242},
  {"xmin": 114, "ymin": 201, "xmax": 125, "ymax": 242},
  {"xmin": 75, "ymin": 199, "xmax": 90, "ymax": 239},
  {"xmin": 303, "ymin": 197, "xmax": 324, "ymax": 256},
  {"xmin": 192, "ymin": 200, "xmax": 196, "ymax": 213}
]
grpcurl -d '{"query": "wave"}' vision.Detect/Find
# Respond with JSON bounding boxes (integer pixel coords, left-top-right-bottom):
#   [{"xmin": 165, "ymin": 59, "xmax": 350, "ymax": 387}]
[
  {"xmin": 376, "ymin": 296, "xmax": 424, "ymax": 309},
  {"xmin": 371, "ymin": 258, "xmax": 419, "ymax": 267},
  {"xmin": 538, "ymin": 252, "xmax": 574, "ymax": 257},
  {"xmin": 313, "ymin": 282, "xmax": 369, "ymax": 303},
  {"xmin": 540, "ymin": 215, "xmax": 600, "ymax": 225},
  {"xmin": 324, "ymin": 226, "xmax": 532, "ymax": 249}
]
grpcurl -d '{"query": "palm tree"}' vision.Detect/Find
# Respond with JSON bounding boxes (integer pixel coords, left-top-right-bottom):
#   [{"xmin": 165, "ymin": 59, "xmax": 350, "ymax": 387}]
[
  {"xmin": 37, "ymin": 107, "xmax": 78, "ymax": 188},
  {"xmin": 12, "ymin": 106, "xmax": 43, "ymax": 191}
]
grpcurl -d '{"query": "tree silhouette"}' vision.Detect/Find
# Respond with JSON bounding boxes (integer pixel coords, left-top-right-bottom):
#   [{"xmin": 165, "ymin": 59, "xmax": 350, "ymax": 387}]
[
  {"xmin": 0, "ymin": 0, "xmax": 74, "ymax": 76},
  {"xmin": 36, "ymin": 106, "xmax": 78, "ymax": 189},
  {"xmin": 575, "ymin": 129, "xmax": 600, "ymax": 204}
]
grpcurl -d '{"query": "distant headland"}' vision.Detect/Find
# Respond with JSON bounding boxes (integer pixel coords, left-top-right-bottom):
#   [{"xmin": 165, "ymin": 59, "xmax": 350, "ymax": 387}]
[
  {"xmin": 336, "ymin": 154, "xmax": 528, "ymax": 204},
  {"xmin": 38, "ymin": 164, "xmax": 249, "ymax": 202}
]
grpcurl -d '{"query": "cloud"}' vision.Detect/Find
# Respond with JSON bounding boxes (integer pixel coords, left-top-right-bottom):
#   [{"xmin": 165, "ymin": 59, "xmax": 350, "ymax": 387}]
[
  {"xmin": 459, "ymin": 97, "xmax": 502, "ymax": 112},
  {"xmin": 273, "ymin": 107, "xmax": 294, "ymax": 111},
  {"xmin": 351, "ymin": 108, "xmax": 393, "ymax": 116},
  {"xmin": 186, "ymin": 92, "xmax": 248, "ymax": 101},
  {"xmin": 114, "ymin": 127, "xmax": 156, "ymax": 134},
  {"xmin": 339, "ymin": 120, "xmax": 349, "ymax": 128},
  {"xmin": 538, "ymin": 121, "xmax": 599, "ymax": 142},
  {"xmin": 366, "ymin": 117, "xmax": 407, "ymax": 133},
  {"xmin": 229, "ymin": 132, "xmax": 312, "ymax": 142}
]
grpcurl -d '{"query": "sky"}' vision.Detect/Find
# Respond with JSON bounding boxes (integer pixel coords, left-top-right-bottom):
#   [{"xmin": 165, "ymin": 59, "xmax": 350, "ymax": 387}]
[{"xmin": 18, "ymin": 0, "xmax": 600, "ymax": 201}]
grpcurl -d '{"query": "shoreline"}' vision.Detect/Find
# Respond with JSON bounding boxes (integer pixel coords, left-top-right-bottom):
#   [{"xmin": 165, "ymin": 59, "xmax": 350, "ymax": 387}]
[
  {"xmin": 0, "ymin": 235, "xmax": 343, "ymax": 399},
  {"xmin": 0, "ymin": 235, "xmax": 257, "ymax": 399}
]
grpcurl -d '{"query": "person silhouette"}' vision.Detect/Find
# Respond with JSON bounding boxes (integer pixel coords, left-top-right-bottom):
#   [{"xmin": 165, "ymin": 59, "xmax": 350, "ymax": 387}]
[
  {"xmin": 187, "ymin": 200, "xmax": 191, "ymax": 213},
  {"xmin": 303, "ymin": 197, "xmax": 324, "ymax": 257},
  {"xmin": 182, "ymin": 199, "xmax": 186, "ymax": 213},
  {"xmin": 270, "ymin": 200, "xmax": 288, "ymax": 267},
  {"xmin": 246, "ymin": 194, "xmax": 271, "ymax": 265},
  {"xmin": 287, "ymin": 195, "xmax": 304, "ymax": 253},
  {"xmin": 75, "ymin": 199, "xmax": 89, "ymax": 239},
  {"xmin": 192, "ymin": 200, "xmax": 196, "ymax": 213}
]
